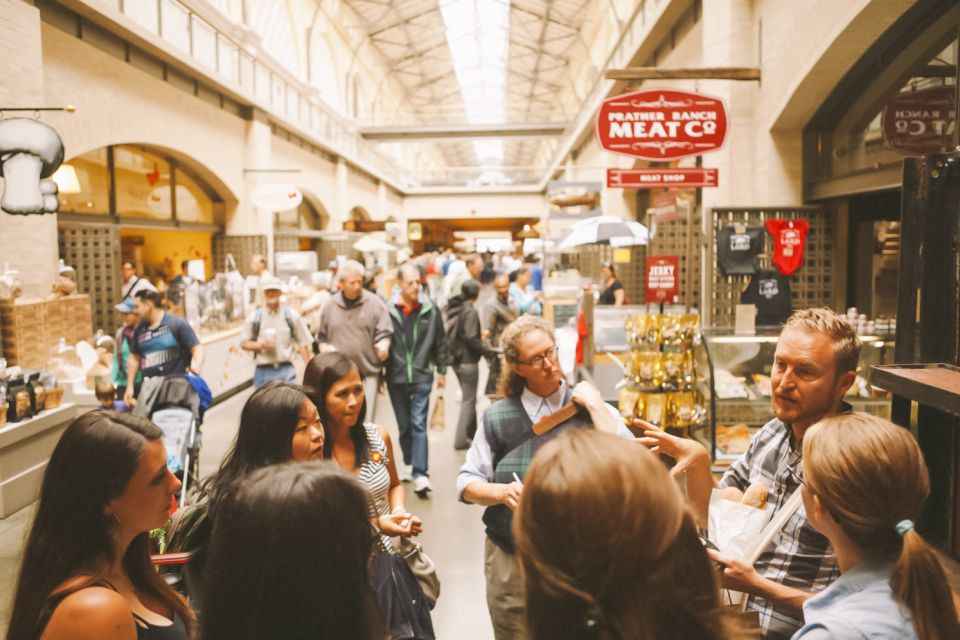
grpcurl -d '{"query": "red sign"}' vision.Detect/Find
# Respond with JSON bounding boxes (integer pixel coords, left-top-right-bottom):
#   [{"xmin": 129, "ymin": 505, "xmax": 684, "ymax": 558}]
[
  {"xmin": 881, "ymin": 87, "xmax": 956, "ymax": 155},
  {"xmin": 607, "ymin": 168, "xmax": 718, "ymax": 188},
  {"xmin": 648, "ymin": 192, "xmax": 678, "ymax": 222},
  {"xmin": 645, "ymin": 256, "xmax": 680, "ymax": 303},
  {"xmin": 597, "ymin": 89, "xmax": 728, "ymax": 160}
]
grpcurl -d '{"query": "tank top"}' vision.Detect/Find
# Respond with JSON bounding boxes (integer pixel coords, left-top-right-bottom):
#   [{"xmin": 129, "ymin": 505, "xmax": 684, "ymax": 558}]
[
  {"xmin": 357, "ymin": 423, "xmax": 395, "ymax": 552},
  {"xmin": 34, "ymin": 578, "xmax": 188, "ymax": 640}
]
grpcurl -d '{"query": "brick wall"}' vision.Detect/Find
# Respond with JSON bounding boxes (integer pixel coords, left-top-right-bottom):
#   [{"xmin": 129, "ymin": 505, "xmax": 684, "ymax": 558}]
[{"xmin": 0, "ymin": 0, "xmax": 59, "ymax": 297}]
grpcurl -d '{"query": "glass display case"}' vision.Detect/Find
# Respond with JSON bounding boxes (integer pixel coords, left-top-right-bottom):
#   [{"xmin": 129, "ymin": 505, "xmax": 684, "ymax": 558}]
[
  {"xmin": 180, "ymin": 274, "xmax": 245, "ymax": 335},
  {"xmin": 690, "ymin": 328, "xmax": 895, "ymax": 464}
]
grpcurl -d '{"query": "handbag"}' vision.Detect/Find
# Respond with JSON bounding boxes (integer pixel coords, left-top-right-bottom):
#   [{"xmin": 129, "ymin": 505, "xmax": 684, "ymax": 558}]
[
  {"xmin": 370, "ymin": 547, "xmax": 436, "ymax": 639},
  {"xmin": 397, "ymin": 535, "xmax": 441, "ymax": 609},
  {"xmin": 429, "ymin": 395, "xmax": 445, "ymax": 431}
]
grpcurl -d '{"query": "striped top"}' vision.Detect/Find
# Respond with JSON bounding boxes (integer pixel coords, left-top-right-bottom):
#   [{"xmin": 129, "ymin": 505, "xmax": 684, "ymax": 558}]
[{"xmin": 358, "ymin": 423, "xmax": 394, "ymax": 552}]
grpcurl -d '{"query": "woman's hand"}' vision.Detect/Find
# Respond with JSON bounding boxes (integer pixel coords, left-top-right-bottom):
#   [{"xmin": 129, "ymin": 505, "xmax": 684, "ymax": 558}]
[{"xmin": 377, "ymin": 512, "xmax": 423, "ymax": 537}]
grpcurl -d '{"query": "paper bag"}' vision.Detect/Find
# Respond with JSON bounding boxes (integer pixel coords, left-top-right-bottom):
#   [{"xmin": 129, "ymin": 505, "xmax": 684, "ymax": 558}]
[
  {"xmin": 708, "ymin": 488, "xmax": 775, "ymax": 559},
  {"xmin": 429, "ymin": 395, "xmax": 445, "ymax": 430}
]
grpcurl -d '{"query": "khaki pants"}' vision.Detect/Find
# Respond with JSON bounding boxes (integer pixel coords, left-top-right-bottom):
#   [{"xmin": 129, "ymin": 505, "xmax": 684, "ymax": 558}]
[{"xmin": 484, "ymin": 537, "xmax": 526, "ymax": 640}]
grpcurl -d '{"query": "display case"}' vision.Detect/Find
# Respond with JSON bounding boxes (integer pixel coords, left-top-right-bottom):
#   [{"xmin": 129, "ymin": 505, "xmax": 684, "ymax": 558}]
[{"xmin": 691, "ymin": 328, "xmax": 895, "ymax": 464}]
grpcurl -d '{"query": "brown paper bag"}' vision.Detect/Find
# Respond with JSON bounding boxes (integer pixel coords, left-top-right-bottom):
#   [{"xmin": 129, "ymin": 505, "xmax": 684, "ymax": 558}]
[{"xmin": 429, "ymin": 396, "xmax": 445, "ymax": 430}]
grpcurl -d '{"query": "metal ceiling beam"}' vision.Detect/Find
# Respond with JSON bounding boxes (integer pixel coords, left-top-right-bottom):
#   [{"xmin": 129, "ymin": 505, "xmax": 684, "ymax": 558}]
[
  {"xmin": 605, "ymin": 67, "xmax": 762, "ymax": 81},
  {"xmin": 360, "ymin": 122, "xmax": 570, "ymax": 140}
]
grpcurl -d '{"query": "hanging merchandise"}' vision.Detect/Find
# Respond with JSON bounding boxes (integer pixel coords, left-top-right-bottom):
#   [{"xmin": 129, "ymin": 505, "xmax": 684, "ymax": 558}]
[
  {"xmin": 716, "ymin": 225, "xmax": 764, "ymax": 276},
  {"xmin": 741, "ymin": 271, "xmax": 792, "ymax": 327},
  {"xmin": 765, "ymin": 219, "xmax": 809, "ymax": 276}
]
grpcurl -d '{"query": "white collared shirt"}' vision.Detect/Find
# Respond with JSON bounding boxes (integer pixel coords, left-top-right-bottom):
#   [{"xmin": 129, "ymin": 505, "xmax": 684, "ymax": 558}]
[{"xmin": 457, "ymin": 380, "xmax": 633, "ymax": 500}]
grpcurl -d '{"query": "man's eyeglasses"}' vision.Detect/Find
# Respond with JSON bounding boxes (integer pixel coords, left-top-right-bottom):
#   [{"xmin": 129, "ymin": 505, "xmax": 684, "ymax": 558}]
[{"xmin": 516, "ymin": 346, "xmax": 559, "ymax": 368}]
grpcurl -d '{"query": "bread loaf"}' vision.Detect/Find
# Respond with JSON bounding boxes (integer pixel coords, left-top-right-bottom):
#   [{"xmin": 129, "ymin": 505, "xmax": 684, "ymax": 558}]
[
  {"xmin": 741, "ymin": 481, "xmax": 769, "ymax": 509},
  {"xmin": 719, "ymin": 486, "xmax": 744, "ymax": 502}
]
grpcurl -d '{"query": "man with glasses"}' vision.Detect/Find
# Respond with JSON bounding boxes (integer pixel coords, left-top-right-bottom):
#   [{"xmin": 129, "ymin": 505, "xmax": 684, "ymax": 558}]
[
  {"xmin": 642, "ymin": 308, "xmax": 859, "ymax": 639},
  {"xmin": 457, "ymin": 315, "xmax": 633, "ymax": 639}
]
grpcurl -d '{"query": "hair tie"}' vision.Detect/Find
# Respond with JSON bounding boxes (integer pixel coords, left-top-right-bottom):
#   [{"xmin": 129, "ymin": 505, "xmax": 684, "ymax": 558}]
[
  {"xmin": 896, "ymin": 519, "xmax": 914, "ymax": 537},
  {"xmin": 583, "ymin": 603, "xmax": 607, "ymax": 632}
]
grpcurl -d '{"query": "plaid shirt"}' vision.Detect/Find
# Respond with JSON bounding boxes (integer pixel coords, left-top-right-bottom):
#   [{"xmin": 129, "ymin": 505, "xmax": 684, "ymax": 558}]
[{"xmin": 719, "ymin": 411, "xmax": 846, "ymax": 640}]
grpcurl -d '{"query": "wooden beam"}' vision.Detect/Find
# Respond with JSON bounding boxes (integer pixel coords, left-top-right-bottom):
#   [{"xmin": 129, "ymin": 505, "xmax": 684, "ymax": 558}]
[{"xmin": 605, "ymin": 67, "xmax": 761, "ymax": 81}]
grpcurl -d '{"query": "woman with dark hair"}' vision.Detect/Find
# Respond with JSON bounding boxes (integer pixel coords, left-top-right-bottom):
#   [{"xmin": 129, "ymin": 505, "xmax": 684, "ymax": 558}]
[
  {"xmin": 508, "ymin": 267, "xmax": 543, "ymax": 315},
  {"xmin": 169, "ymin": 381, "xmax": 324, "ymax": 606},
  {"xmin": 598, "ymin": 262, "xmax": 625, "ymax": 305},
  {"xmin": 515, "ymin": 429, "xmax": 736, "ymax": 640},
  {"xmin": 7, "ymin": 411, "xmax": 194, "ymax": 640},
  {"xmin": 201, "ymin": 461, "xmax": 382, "ymax": 640},
  {"xmin": 447, "ymin": 280, "xmax": 496, "ymax": 450},
  {"xmin": 303, "ymin": 352, "xmax": 434, "ymax": 640},
  {"xmin": 202, "ymin": 380, "xmax": 325, "ymax": 510}
]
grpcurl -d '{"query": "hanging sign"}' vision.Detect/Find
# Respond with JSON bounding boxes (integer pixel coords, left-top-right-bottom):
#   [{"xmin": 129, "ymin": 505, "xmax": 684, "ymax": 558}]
[
  {"xmin": 250, "ymin": 183, "xmax": 302, "ymax": 211},
  {"xmin": 608, "ymin": 167, "xmax": 718, "ymax": 188},
  {"xmin": 645, "ymin": 255, "xmax": 680, "ymax": 303},
  {"xmin": 881, "ymin": 86, "xmax": 956, "ymax": 155},
  {"xmin": 597, "ymin": 89, "xmax": 727, "ymax": 161}
]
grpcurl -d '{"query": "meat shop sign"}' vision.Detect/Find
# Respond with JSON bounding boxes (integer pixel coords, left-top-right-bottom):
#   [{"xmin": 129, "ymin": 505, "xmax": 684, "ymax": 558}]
[{"xmin": 597, "ymin": 89, "xmax": 728, "ymax": 161}]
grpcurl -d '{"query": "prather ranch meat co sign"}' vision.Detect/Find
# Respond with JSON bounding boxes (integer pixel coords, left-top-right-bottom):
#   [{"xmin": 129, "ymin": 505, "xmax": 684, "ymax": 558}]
[{"xmin": 597, "ymin": 89, "xmax": 728, "ymax": 160}]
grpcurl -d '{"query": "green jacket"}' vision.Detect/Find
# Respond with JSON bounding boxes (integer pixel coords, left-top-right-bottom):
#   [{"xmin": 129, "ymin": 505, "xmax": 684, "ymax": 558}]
[{"xmin": 386, "ymin": 292, "xmax": 447, "ymax": 385}]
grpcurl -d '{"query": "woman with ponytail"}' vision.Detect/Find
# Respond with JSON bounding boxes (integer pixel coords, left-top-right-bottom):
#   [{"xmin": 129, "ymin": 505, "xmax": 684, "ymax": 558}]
[
  {"xmin": 514, "ymin": 429, "xmax": 736, "ymax": 640},
  {"xmin": 795, "ymin": 412, "xmax": 960, "ymax": 639}
]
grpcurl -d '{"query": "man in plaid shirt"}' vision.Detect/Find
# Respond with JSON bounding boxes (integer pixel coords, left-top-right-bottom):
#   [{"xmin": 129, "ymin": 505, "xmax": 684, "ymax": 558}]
[{"xmin": 642, "ymin": 308, "xmax": 860, "ymax": 639}]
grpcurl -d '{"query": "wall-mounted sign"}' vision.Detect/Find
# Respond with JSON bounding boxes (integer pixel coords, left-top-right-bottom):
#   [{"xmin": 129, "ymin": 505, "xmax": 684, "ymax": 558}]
[
  {"xmin": 608, "ymin": 167, "xmax": 718, "ymax": 189},
  {"xmin": 250, "ymin": 183, "xmax": 302, "ymax": 211},
  {"xmin": 597, "ymin": 90, "xmax": 727, "ymax": 161},
  {"xmin": 881, "ymin": 86, "xmax": 956, "ymax": 155},
  {"xmin": 647, "ymin": 192, "xmax": 678, "ymax": 222},
  {"xmin": 408, "ymin": 221, "xmax": 423, "ymax": 241},
  {"xmin": 645, "ymin": 255, "xmax": 680, "ymax": 303}
]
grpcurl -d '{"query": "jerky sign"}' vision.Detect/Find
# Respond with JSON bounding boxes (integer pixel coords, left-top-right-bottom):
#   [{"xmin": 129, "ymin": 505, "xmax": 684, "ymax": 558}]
[{"xmin": 597, "ymin": 90, "xmax": 728, "ymax": 161}]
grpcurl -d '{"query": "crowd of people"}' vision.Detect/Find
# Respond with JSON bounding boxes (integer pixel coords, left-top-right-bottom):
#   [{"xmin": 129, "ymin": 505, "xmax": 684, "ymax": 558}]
[{"xmin": 6, "ymin": 250, "xmax": 960, "ymax": 640}]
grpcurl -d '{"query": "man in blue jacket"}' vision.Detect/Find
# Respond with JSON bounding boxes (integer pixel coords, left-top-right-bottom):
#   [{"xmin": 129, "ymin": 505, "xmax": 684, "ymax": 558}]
[{"xmin": 386, "ymin": 262, "xmax": 447, "ymax": 497}]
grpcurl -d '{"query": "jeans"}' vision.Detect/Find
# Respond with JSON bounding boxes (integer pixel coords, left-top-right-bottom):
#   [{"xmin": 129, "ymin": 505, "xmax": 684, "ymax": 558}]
[
  {"xmin": 387, "ymin": 381, "xmax": 433, "ymax": 479},
  {"xmin": 253, "ymin": 362, "xmax": 296, "ymax": 389},
  {"xmin": 454, "ymin": 362, "xmax": 479, "ymax": 449}
]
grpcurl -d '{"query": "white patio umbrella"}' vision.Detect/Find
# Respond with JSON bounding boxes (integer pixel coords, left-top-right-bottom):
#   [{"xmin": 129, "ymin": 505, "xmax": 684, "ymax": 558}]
[
  {"xmin": 352, "ymin": 234, "xmax": 397, "ymax": 253},
  {"xmin": 558, "ymin": 215, "xmax": 649, "ymax": 250}
]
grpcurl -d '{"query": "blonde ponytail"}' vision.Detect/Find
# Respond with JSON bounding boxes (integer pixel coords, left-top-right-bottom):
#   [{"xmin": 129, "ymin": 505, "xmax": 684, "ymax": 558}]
[{"xmin": 891, "ymin": 528, "xmax": 960, "ymax": 640}]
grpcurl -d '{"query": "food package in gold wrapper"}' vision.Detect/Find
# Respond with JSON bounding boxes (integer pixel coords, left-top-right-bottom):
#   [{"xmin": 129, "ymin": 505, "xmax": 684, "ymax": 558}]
[
  {"xmin": 618, "ymin": 386, "xmax": 641, "ymax": 421},
  {"xmin": 640, "ymin": 392, "xmax": 666, "ymax": 426},
  {"xmin": 630, "ymin": 351, "xmax": 663, "ymax": 388}
]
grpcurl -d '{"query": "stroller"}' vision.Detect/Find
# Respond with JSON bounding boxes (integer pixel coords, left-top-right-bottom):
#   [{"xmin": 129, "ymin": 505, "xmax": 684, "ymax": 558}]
[
  {"xmin": 142, "ymin": 374, "xmax": 208, "ymax": 604},
  {"xmin": 138, "ymin": 374, "xmax": 203, "ymax": 504}
]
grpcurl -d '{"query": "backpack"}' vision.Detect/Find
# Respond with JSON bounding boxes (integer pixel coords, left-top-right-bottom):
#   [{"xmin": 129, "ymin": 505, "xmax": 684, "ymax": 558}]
[
  {"xmin": 445, "ymin": 311, "xmax": 463, "ymax": 367},
  {"xmin": 250, "ymin": 307, "xmax": 318, "ymax": 353}
]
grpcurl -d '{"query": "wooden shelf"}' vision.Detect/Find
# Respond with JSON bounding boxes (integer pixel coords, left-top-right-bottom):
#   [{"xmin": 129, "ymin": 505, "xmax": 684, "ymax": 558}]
[{"xmin": 870, "ymin": 364, "xmax": 960, "ymax": 417}]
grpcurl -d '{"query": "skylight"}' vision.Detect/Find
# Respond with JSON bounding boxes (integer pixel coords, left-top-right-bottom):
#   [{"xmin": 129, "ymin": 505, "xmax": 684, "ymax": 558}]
[{"xmin": 439, "ymin": 0, "xmax": 509, "ymax": 168}]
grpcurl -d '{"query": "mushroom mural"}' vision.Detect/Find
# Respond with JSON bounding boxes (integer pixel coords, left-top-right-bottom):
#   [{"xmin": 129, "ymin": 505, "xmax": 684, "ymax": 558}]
[{"xmin": 0, "ymin": 118, "xmax": 65, "ymax": 215}]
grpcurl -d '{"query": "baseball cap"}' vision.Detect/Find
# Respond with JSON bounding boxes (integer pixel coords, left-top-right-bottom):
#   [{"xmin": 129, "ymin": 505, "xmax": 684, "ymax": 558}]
[
  {"xmin": 262, "ymin": 277, "xmax": 284, "ymax": 292},
  {"xmin": 115, "ymin": 298, "xmax": 136, "ymax": 313}
]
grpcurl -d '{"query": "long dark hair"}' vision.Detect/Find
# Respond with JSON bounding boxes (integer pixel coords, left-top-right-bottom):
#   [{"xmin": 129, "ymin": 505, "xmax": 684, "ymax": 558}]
[
  {"xmin": 303, "ymin": 352, "xmax": 369, "ymax": 468},
  {"xmin": 202, "ymin": 381, "xmax": 309, "ymax": 512},
  {"xmin": 201, "ymin": 461, "xmax": 381, "ymax": 640},
  {"xmin": 515, "ymin": 430, "xmax": 735, "ymax": 640},
  {"xmin": 7, "ymin": 411, "xmax": 195, "ymax": 640}
]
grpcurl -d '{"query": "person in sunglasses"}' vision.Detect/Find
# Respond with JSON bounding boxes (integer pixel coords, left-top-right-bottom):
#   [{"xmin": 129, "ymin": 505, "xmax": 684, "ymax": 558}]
[{"xmin": 456, "ymin": 315, "xmax": 632, "ymax": 640}]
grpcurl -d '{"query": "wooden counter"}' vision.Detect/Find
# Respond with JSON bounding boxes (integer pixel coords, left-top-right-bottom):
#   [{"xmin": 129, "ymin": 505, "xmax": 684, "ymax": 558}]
[{"xmin": 0, "ymin": 404, "xmax": 78, "ymax": 518}]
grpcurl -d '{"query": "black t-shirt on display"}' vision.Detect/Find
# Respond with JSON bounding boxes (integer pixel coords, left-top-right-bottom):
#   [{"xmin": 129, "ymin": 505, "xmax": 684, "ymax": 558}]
[
  {"xmin": 599, "ymin": 280, "xmax": 624, "ymax": 305},
  {"xmin": 717, "ymin": 226, "xmax": 764, "ymax": 276},
  {"xmin": 741, "ymin": 271, "xmax": 792, "ymax": 327}
]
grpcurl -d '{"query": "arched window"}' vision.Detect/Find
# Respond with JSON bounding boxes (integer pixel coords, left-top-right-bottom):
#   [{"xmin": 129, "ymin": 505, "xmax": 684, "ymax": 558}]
[{"xmin": 58, "ymin": 145, "xmax": 224, "ymax": 225}]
